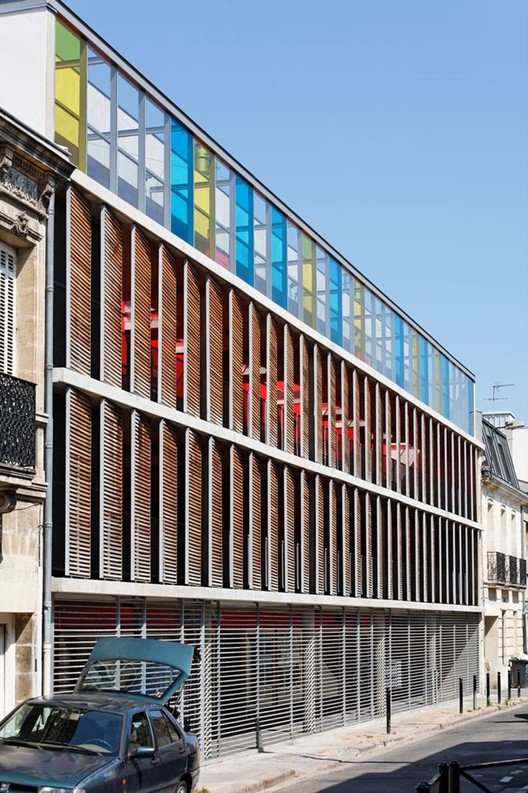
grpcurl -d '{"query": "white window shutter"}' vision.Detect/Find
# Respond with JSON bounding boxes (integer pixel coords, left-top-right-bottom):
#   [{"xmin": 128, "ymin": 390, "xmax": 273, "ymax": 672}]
[{"xmin": 0, "ymin": 245, "xmax": 16, "ymax": 375}]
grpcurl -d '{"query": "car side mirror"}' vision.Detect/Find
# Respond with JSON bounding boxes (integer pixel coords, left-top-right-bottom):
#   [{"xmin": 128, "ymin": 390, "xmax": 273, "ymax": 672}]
[{"xmin": 134, "ymin": 746, "xmax": 156, "ymax": 759}]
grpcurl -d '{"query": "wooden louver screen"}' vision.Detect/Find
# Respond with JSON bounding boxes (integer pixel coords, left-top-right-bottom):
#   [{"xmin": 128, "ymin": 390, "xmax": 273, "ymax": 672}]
[
  {"xmin": 66, "ymin": 389, "xmax": 92, "ymax": 578},
  {"xmin": 266, "ymin": 315, "xmax": 278, "ymax": 447},
  {"xmin": 184, "ymin": 262, "xmax": 201, "ymax": 417},
  {"xmin": 231, "ymin": 445, "xmax": 244, "ymax": 589},
  {"xmin": 132, "ymin": 228, "xmax": 152, "ymax": 399},
  {"xmin": 207, "ymin": 277, "xmax": 223, "ymax": 425},
  {"xmin": 68, "ymin": 187, "xmax": 92, "ymax": 375},
  {"xmin": 316, "ymin": 476, "xmax": 324, "ymax": 593},
  {"xmin": 284, "ymin": 326, "xmax": 295, "ymax": 454},
  {"xmin": 0, "ymin": 244, "xmax": 15, "ymax": 375},
  {"xmin": 353, "ymin": 488, "xmax": 362, "ymax": 597},
  {"xmin": 342, "ymin": 484, "xmax": 351, "ymax": 596},
  {"xmin": 300, "ymin": 336, "xmax": 310, "ymax": 459},
  {"xmin": 132, "ymin": 411, "xmax": 151, "ymax": 582},
  {"xmin": 364, "ymin": 379, "xmax": 372, "ymax": 482},
  {"xmin": 268, "ymin": 459, "xmax": 279, "ymax": 590},
  {"xmin": 101, "ymin": 208, "xmax": 123, "ymax": 387},
  {"xmin": 250, "ymin": 303, "xmax": 261, "ymax": 442},
  {"xmin": 301, "ymin": 471, "xmax": 310, "ymax": 593},
  {"xmin": 100, "ymin": 399, "xmax": 123, "ymax": 580},
  {"xmin": 284, "ymin": 467, "xmax": 295, "ymax": 591},
  {"xmin": 352, "ymin": 371, "xmax": 361, "ymax": 476},
  {"xmin": 186, "ymin": 429, "xmax": 202, "ymax": 585},
  {"xmin": 250, "ymin": 453, "xmax": 261, "ymax": 589},
  {"xmin": 159, "ymin": 245, "xmax": 178, "ymax": 408},
  {"xmin": 328, "ymin": 356, "xmax": 336, "ymax": 468},
  {"xmin": 385, "ymin": 392, "xmax": 393, "ymax": 490},
  {"xmin": 230, "ymin": 290, "xmax": 244, "ymax": 434},
  {"xmin": 160, "ymin": 420, "xmax": 178, "ymax": 584},
  {"xmin": 210, "ymin": 437, "xmax": 223, "ymax": 587},
  {"xmin": 314, "ymin": 346, "xmax": 323, "ymax": 463},
  {"xmin": 374, "ymin": 385, "xmax": 383, "ymax": 485},
  {"xmin": 329, "ymin": 480, "xmax": 337, "ymax": 595}
]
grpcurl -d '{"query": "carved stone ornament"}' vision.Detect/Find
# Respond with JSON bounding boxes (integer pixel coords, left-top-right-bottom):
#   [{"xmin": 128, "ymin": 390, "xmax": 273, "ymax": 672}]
[
  {"xmin": 0, "ymin": 145, "xmax": 56, "ymax": 218},
  {"xmin": 11, "ymin": 211, "xmax": 29, "ymax": 237}
]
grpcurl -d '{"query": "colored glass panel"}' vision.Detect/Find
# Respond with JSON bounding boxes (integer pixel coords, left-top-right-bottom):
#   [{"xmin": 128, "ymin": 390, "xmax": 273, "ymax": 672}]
[
  {"xmin": 394, "ymin": 315, "xmax": 404, "ymax": 388},
  {"xmin": 117, "ymin": 74, "xmax": 139, "ymax": 207},
  {"xmin": 420, "ymin": 337, "xmax": 429, "ymax": 405},
  {"xmin": 194, "ymin": 142, "xmax": 215, "ymax": 256},
  {"xmin": 353, "ymin": 278, "xmax": 364, "ymax": 360},
  {"xmin": 384, "ymin": 306, "xmax": 394, "ymax": 380},
  {"xmin": 215, "ymin": 159, "xmax": 231, "ymax": 269},
  {"xmin": 329, "ymin": 258, "xmax": 342, "ymax": 345},
  {"xmin": 170, "ymin": 118, "xmax": 193, "ymax": 244},
  {"xmin": 271, "ymin": 207, "xmax": 287, "ymax": 308},
  {"xmin": 342, "ymin": 269, "xmax": 353, "ymax": 352},
  {"xmin": 316, "ymin": 246, "xmax": 326, "ymax": 335},
  {"xmin": 55, "ymin": 20, "xmax": 84, "ymax": 167},
  {"xmin": 235, "ymin": 176, "xmax": 253, "ymax": 285},
  {"xmin": 410, "ymin": 329, "xmax": 420, "ymax": 399},
  {"xmin": 86, "ymin": 48, "xmax": 111, "ymax": 188},
  {"xmin": 286, "ymin": 221, "xmax": 300, "ymax": 317},
  {"xmin": 302, "ymin": 234, "xmax": 315, "ymax": 328},
  {"xmin": 145, "ymin": 98, "xmax": 165, "ymax": 225},
  {"xmin": 373, "ymin": 296, "xmax": 383, "ymax": 372},
  {"xmin": 254, "ymin": 193, "xmax": 267, "ymax": 295},
  {"xmin": 363, "ymin": 286, "xmax": 373, "ymax": 366}
]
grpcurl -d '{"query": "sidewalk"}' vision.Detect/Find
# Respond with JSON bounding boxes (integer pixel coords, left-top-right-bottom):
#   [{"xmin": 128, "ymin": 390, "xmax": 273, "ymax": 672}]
[{"xmin": 197, "ymin": 694, "xmax": 527, "ymax": 793}]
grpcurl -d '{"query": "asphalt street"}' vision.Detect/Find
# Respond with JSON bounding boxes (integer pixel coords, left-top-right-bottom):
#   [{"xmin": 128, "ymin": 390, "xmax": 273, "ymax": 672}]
[{"xmin": 265, "ymin": 704, "xmax": 528, "ymax": 793}]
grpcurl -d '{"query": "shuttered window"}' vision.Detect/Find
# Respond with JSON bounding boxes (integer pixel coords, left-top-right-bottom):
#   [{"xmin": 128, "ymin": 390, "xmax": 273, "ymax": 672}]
[{"xmin": 0, "ymin": 244, "xmax": 16, "ymax": 375}]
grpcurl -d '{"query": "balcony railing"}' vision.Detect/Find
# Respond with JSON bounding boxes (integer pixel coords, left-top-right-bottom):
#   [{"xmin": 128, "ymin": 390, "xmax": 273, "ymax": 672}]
[
  {"xmin": 487, "ymin": 551, "xmax": 527, "ymax": 588},
  {"xmin": 0, "ymin": 372, "xmax": 36, "ymax": 470}
]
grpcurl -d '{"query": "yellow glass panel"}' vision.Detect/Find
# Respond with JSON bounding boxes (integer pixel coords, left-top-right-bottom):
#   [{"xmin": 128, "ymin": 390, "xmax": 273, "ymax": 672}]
[
  {"xmin": 194, "ymin": 180, "xmax": 210, "ymax": 214},
  {"xmin": 55, "ymin": 104, "xmax": 79, "ymax": 149},
  {"xmin": 194, "ymin": 209, "xmax": 210, "ymax": 240},
  {"xmin": 56, "ymin": 66, "xmax": 80, "ymax": 115}
]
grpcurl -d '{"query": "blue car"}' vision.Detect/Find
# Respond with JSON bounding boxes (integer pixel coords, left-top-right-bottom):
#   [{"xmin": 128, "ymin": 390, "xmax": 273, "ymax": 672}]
[{"xmin": 0, "ymin": 637, "xmax": 200, "ymax": 793}]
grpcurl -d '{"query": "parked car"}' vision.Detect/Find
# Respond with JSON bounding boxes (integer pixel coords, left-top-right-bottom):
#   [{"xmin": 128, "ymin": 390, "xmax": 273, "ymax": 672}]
[{"xmin": 0, "ymin": 637, "xmax": 200, "ymax": 793}]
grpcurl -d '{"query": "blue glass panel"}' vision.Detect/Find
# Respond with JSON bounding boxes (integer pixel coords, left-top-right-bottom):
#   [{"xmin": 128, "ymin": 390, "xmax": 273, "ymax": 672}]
[
  {"xmin": 235, "ymin": 176, "xmax": 254, "ymax": 285},
  {"xmin": 170, "ymin": 118, "xmax": 193, "ymax": 244},
  {"xmin": 395, "ymin": 315, "xmax": 404, "ymax": 388},
  {"xmin": 329, "ymin": 257, "xmax": 342, "ymax": 345},
  {"xmin": 420, "ymin": 337, "xmax": 429, "ymax": 405},
  {"xmin": 271, "ymin": 206, "xmax": 287, "ymax": 308}
]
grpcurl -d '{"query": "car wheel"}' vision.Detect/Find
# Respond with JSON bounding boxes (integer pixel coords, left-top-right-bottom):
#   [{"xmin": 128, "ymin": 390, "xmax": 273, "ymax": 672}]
[{"xmin": 175, "ymin": 781, "xmax": 189, "ymax": 793}]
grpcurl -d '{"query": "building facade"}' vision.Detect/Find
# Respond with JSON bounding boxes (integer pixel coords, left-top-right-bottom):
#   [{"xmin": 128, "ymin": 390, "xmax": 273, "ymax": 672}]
[
  {"xmin": 0, "ymin": 108, "xmax": 71, "ymax": 717},
  {"xmin": 479, "ymin": 416, "xmax": 528, "ymax": 679},
  {"xmin": 0, "ymin": 0, "xmax": 482, "ymax": 760}
]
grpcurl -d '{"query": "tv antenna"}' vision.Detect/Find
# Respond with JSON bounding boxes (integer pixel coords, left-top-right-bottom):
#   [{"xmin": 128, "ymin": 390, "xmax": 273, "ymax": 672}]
[{"xmin": 484, "ymin": 382, "xmax": 515, "ymax": 411}]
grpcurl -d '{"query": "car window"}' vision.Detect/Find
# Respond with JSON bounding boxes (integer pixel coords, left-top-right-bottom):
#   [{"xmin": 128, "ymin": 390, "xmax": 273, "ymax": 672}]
[
  {"xmin": 129, "ymin": 712, "xmax": 154, "ymax": 753},
  {"xmin": 149, "ymin": 710, "xmax": 181, "ymax": 748}
]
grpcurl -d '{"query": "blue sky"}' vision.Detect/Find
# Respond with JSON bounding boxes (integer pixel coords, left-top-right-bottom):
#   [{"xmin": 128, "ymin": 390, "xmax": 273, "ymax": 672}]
[{"xmin": 67, "ymin": 0, "xmax": 528, "ymax": 424}]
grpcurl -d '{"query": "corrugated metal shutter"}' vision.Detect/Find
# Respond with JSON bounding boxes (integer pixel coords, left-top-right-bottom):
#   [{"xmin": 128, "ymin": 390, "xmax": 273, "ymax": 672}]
[
  {"xmin": 229, "ymin": 289, "xmax": 244, "ymax": 434},
  {"xmin": 66, "ymin": 388, "xmax": 92, "ymax": 577},
  {"xmin": 266, "ymin": 314, "xmax": 278, "ymax": 448},
  {"xmin": 184, "ymin": 262, "xmax": 201, "ymax": 417},
  {"xmin": 231, "ymin": 445, "xmax": 245, "ymax": 589},
  {"xmin": 132, "ymin": 411, "xmax": 151, "ymax": 582},
  {"xmin": 207, "ymin": 276, "xmax": 223, "ymax": 424},
  {"xmin": 0, "ymin": 244, "xmax": 15, "ymax": 375},
  {"xmin": 100, "ymin": 400, "xmax": 123, "ymax": 580},
  {"xmin": 101, "ymin": 208, "xmax": 123, "ymax": 387},
  {"xmin": 249, "ymin": 302, "xmax": 261, "ymax": 442},
  {"xmin": 159, "ymin": 245, "xmax": 178, "ymax": 408},
  {"xmin": 186, "ymin": 429, "xmax": 202, "ymax": 585},
  {"xmin": 68, "ymin": 187, "xmax": 91, "ymax": 375},
  {"xmin": 159, "ymin": 420, "xmax": 178, "ymax": 584}
]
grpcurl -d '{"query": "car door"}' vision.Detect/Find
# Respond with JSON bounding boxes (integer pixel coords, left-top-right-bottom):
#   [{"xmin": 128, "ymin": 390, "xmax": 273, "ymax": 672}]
[
  {"xmin": 121, "ymin": 710, "xmax": 161, "ymax": 793},
  {"xmin": 147, "ymin": 709, "xmax": 188, "ymax": 793}
]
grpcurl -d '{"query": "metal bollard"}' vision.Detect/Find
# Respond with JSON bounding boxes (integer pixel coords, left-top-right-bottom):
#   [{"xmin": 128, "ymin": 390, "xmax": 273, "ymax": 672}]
[
  {"xmin": 473, "ymin": 674, "xmax": 477, "ymax": 710},
  {"xmin": 438, "ymin": 762, "xmax": 449, "ymax": 793},
  {"xmin": 498, "ymin": 671, "xmax": 501, "ymax": 704},
  {"xmin": 486, "ymin": 671, "xmax": 491, "ymax": 705},
  {"xmin": 448, "ymin": 761, "xmax": 461, "ymax": 793},
  {"xmin": 518, "ymin": 669, "xmax": 522, "ymax": 698},
  {"xmin": 508, "ymin": 669, "xmax": 512, "ymax": 701},
  {"xmin": 386, "ymin": 687, "xmax": 392, "ymax": 734},
  {"xmin": 459, "ymin": 677, "xmax": 463, "ymax": 714},
  {"xmin": 255, "ymin": 717, "xmax": 263, "ymax": 752}
]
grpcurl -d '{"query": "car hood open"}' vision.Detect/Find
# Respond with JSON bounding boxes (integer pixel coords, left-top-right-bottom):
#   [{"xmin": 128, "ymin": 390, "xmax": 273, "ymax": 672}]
[{"xmin": 74, "ymin": 637, "xmax": 195, "ymax": 705}]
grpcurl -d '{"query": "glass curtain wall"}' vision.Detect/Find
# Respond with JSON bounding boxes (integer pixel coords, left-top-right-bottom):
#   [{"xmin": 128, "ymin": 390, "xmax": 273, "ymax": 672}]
[{"xmin": 54, "ymin": 17, "xmax": 475, "ymax": 434}]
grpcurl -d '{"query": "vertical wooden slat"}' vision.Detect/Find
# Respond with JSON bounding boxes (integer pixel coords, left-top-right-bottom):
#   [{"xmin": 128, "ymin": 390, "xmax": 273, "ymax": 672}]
[
  {"xmin": 68, "ymin": 187, "xmax": 92, "ymax": 375},
  {"xmin": 209, "ymin": 438, "xmax": 223, "ymax": 587},
  {"xmin": 132, "ymin": 227, "xmax": 152, "ymax": 398},
  {"xmin": 314, "ymin": 345, "xmax": 323, "ymax": 464},
  {"xmin": 374, "ymin": 384, "xmax": 383, "ymax": 485},
  {"xmin": 268, "ymin": 460, "xmax": 279, "ymax": 590},
  {"xmin": 353, "ymin": 487, "xmax": 361, "ymax": 596},
  {"xmin": 364, "ymin": 378, "xmax": 372, "ymax": 482},
  {"xmin": 132, "ymin": 411, "xmax": 151, "ymax": 582},
  {"xmin": 230, "ymin": 290, "xmax": 244, "ymax": 434},
  {"xmin": 231, "ymin": 444, "xmax": 244, "ymax": 589},
  {"xmin": 250, "ymin": 302, "xmax": 261, "ymax": 441},
  {"xmin": 160, "ymin": 420, "xmax": 178, "ymax": 584},
  {"xmin": 329, "ymin": 479, "xmax": 337, "ymax": 594},
  {"xmin": 328, "ymin": 355, "xmax": 336, "ymax": 468},
  {"xmin": 342, "ymin": 484, "xmax": 351, "ymax": 595},
  {"xmin": 66, "ymin": 389, "xmax": 92, "ymax": 577},
  {"xmin": 184, "ymin": 262, "xmax": 201, "ymax": 417},
  {"xmin": 316, "ymin": 475, "xmax": 324, "ymax": 593},
  {"xmin": 396, "ymin": 502, "xmax": 403, "ymax": 600},
  {"xmin": 159, "ymin": 244, "xmax": 178, "ymax": 407},
  {"xmin": 186, "ymin": 429, "xmax": 202, "ymax": 585},
  {"xmin": 250, "ymin": 453, "xmax": 261, "ymax": 589},
  {"xmin": 365, "ymin": 492, "xmax": 373, "ymax": 597},
  {"xmin": 207, "ymin": 276, "xmax": 223, "ymax": 424},
  {"xmin": 300, "ymin": 334, "xmax": 310, "ymax": 458},
  {"xmin": 395, "ymin": 395, "xmax": 401, "ymax": 494},
  {"xmin": 376, "ymin": 496, "xmax": 384, "ymax": 599},
  {"xmin": 100, "ymin": 399, "xmax": 123, "ymax": 580},
  {"xmin": 266, "ymin": 314, "xmax": 278, "ymax": 447},
  {"xmin": 101, "ymin": 208, "xmax": 123, "ymax": 387},
  {"xmin": 385, "ymin": 391, "xmax": 392, "ymax": 489},
  {"xmin": 284, "ymin": 325, "xmax": 295, "ymax": 454},
  {"xmin": 352, "ymin": 370, "xmax": 361, "ymax": 476},
  {"xmin": 301, "ymin": 470, "xmax": 310, "ymax": 592},
  {"xmin": 341, "ymin": 361, "xmax": 349, "ymax": 473},
  {"xmin": 285, "ymin": 466, "xmax": 295, "ymax": 592}
]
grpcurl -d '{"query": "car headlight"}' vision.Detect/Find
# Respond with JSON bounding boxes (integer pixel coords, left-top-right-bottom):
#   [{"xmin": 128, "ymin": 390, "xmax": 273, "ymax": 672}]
[{"xmin": 39, "ymin": 788, "xmax": 86, "ymax": 793}]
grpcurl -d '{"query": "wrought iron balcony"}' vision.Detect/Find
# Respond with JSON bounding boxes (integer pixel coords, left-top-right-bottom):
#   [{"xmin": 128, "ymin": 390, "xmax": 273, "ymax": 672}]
[
  {"xmin": 487, "ymin": 551, "xmax": 527, "ymax": 588},
  {"xmin": 0, "ymin": 372, "xmax": 36, "ymax": 471}
]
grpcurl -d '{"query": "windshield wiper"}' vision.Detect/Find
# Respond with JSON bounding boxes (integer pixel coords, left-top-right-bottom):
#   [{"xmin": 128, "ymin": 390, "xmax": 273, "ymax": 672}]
[
  {"xmin": 38, "ymin": 742, "xmax": 100, "ymax": 754},
  {"xmin": 0, "ymin": 738, "xmax": 40, "ymax": 748}
]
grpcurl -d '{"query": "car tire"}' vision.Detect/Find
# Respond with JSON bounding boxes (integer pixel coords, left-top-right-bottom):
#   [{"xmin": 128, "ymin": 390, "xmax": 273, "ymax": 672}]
[{"xmin": 175, "ymin": 780, "xmax": 189, "ymax": 793}]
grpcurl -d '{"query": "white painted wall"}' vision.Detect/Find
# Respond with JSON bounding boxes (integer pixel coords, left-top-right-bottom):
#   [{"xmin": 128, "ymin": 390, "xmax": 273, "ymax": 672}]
[{"xmin": 0, "ymin": 4, "xmax": 55, "ymax": 138}]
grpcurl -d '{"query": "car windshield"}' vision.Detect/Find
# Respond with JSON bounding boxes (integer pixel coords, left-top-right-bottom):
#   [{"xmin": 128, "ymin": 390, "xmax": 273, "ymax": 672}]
[{"xmin": 0, "ymin": 704, "xmax": 122, "ymax": 754}]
